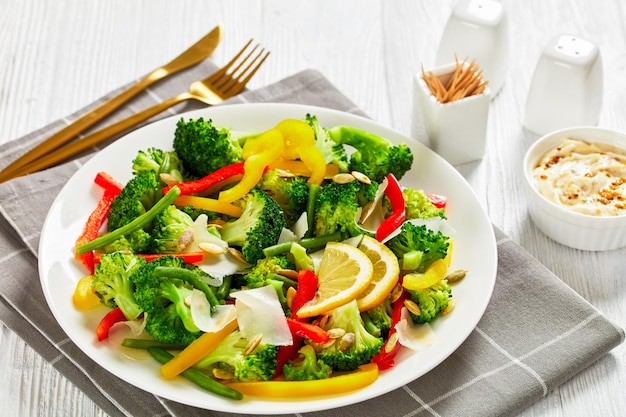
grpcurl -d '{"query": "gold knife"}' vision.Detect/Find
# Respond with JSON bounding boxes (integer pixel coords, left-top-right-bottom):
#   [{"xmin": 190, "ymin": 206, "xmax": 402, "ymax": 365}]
[{"xmin": 0, "ymin": 24, "xmax": 223, "ymax": 183}]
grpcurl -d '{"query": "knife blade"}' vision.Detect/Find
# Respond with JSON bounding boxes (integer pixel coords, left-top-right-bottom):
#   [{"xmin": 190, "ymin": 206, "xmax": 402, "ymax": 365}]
[{"xmin": 0, "ymin": 23, "xmax": 223, "ymax": 183}]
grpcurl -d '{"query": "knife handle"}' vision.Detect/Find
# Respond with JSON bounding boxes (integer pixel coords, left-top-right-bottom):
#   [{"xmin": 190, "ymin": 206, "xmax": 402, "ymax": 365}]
[
  {"xmin": 0, "ymin": 72, "xmax": 167, "ymax": 180},
  {"xmin": 1, "ymin": 92, "xmax": 192, "ymax": 180}
]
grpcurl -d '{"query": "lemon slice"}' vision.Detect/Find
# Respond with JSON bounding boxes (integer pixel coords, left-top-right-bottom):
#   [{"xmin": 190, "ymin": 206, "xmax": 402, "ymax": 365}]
[
  {"xmin": 356, "ymin": 236, "xmax": 401, "ymax": 311},
  {"xmin": 296, "ymin": 242, "xmax": 373, "ymax": 318}
]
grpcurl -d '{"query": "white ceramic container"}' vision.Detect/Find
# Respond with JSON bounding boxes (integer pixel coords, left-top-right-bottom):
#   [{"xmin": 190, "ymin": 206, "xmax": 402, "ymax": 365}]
[
  {"xmin": 435, "ymin": 0, "xmax": 509, "ymax": 98},
  {"xmin": 523, "ymin": 126, "xmax": 626, "ymax": 251},
  {"xmin": 523, "ymin": 35, "xmax": 603, "ymax": 136},
  {"xmin": 413, "ymin": 62, "xmax": 490, "ymax": 166}
]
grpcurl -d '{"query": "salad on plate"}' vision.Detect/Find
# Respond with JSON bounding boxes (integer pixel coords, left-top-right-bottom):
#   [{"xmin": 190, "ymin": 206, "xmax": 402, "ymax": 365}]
[{"xmin": 70, "ymin": 113, "xmax": 465, "ymax": 401}]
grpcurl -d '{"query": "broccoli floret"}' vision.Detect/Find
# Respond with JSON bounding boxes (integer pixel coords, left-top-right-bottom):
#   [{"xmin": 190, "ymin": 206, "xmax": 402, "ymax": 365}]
[
  {"xmin": 402, "ymin": 188, "xmax": 445, "ymax": 220},
  {"xmin": 220, "ymin": 189, "xmax": 286, "ymax": 264},
  {"xmin": 107, "ymin": 170, "xmax": 161, "ymax": 253},
  {"xmin": 305, "ymin": 114, "xmax": 349, "ymax": 172},
  {"xmin": 173, "ymin": 117, "xmax": 242, "ymax": 178},
  {"xmin": 316, "ymin": 300, "xmax": 383, "ymax": 371},
  {"xmin": 132, "ymin": 147, "xmax": 184, "ymax": 184},
  {"xmin": 256, "ymin": 169, "xmax": 309, "ymax": 226},
  {"xmin": 235, "ymin": 255, "xmax": 296, "ymax": 311},
  {"xmin": 386, "ymin": 222, "xmax": 450, "ymax": 272},
  {"xmin": 407, "ymin": 279, "xmax": 451, "ymax": 324},
  {"xmin": 179, "ymin": 204, "xmax": 222, "ymax": 223},
  {"xmin": 314, "ymin": 180, "xmax": 377, "ymax": 238},
  {"xmin": 102, "ymin": 233, "xmax": 153, "ymax": 255},
  {"xmin": 361, "ymin": 298, "xmax": 393, "ymax": 339},
  {"xmin": 150, "ymin": 205, "xmax": 195, "ymax": 253},
  {"xmin": 328, "ymin": 126, "xmax": 413, "ymax": 183},
  {"xmin": 195, "ymin": 329, "xmax": 279, "ymax": 382},
  {"xmin": 241, "ymin": 255, "xmax": 294, "ymax": 289},
  {"xmin": 91, "ymin": 252, "xmax": 145, "ymax": 320},
  {"xmin": 283, "ymin": 344, "xmax": 332, "ymax": 381},
  {"xmin": 130, "ymin": 256, "xmax": 203, "ymax": 345}
]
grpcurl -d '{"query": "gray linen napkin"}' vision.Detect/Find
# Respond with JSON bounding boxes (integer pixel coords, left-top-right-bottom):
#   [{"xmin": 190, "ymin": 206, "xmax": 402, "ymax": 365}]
[{"xmin": 0, "ymin": 67, "xmax": 623, "ymax": 417}]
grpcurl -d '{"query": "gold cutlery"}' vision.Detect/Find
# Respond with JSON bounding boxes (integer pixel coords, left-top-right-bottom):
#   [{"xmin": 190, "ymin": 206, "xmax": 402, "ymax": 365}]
[
  {"xmin": 0, "ymin": 24, "xmax": 223, "ymax": 183},
  {"xmin": 1, "ymin": 40, "xmax": 269, "ymax": 180}
]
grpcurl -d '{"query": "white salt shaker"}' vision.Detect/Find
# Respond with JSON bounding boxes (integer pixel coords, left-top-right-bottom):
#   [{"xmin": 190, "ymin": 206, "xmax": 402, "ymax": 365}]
[
  {"xmin": 523, "ymin": 35, "xmax": 603, "ymax": 136},
  {"xmin": 412, "ymin": 62, "xmax": 490, "ymax": 166},
  {"xmin": 435, "ymin": 0, "xmax": 509, "ymax": 98}
]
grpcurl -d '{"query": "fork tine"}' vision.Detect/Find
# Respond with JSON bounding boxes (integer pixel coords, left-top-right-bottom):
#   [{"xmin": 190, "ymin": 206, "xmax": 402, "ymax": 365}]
[
  {"xmin": 220, "ymin": 46, "xmax": 270, "ymax": 96},
  {"xmin": 206, "ymin": 39, "xmax": 254, "ymax": 84}
]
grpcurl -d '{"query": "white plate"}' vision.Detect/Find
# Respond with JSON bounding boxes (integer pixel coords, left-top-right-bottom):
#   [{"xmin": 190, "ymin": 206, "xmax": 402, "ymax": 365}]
[{"xmin": 39, "ymin": 103, "xmax": 497, "ymax": 414}]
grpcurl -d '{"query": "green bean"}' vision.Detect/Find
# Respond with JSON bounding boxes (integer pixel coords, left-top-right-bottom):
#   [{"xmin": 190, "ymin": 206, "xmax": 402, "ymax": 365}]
[
  {"xmin": 262, "ymin": 231, "xmax": 342, "ymax": 257},
  {"xmin": 153, "ymin": 266, "xmax": 220, "ymax": 307},
  {"xmin": 121, "ymin": 338, "xmax": 186, "ymax": 351},
  {"xmin": 76, "ymin": 186, "xmax": 181, "ymax": 254},
  {"xmin": 216, "ymin": 274, "xmax": 233, "ymax": 300},
  {"xmin": 147, "ymin": 347, "xmax": 243, "ymax": 400},
  {"xmin": 305, "ymin": 183, "xmax": 321, "ymax": 238}
]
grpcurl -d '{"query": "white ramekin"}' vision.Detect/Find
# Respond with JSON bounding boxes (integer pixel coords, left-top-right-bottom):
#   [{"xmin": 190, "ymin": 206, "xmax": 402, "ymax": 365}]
[{"xmin": 523, "ymin": 126, "xmax": 626, "ymax": 251}]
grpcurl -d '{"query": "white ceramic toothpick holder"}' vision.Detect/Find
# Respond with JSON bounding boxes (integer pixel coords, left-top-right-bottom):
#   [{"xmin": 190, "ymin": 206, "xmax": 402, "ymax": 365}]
[
  {"xmin": 436, "ymin": 0, "xmax": 509, "ymax": 98},
  {"xmin": 412, "ymin": 62, "xmax": 490, "ymax": 166},
  {"xmin": 523, "ymin": 35, "xmax": 603, "ymax": 136}
]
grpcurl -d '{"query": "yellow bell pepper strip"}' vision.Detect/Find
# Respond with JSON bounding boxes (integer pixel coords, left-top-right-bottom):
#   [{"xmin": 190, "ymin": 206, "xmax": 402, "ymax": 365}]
[
  {"xmin": 160, "ymin": 319, "xmax": 238, "ymax": 380},
  {"xmin": 163, "ymin": 161, "xmax": 245, "ymax": 196},
  {"xmin": 219, "ymin": 128, "xmax": 284, "ymax": 203},
  {"xmin": 275, "ymin": 119, "xmax": 326, "ymax": 185},
  {"xmin": 402, "ymin": 257, "xmax": 449, "ymax": 291},
  {"xmin": 376, "ymin": 174, "xmax": 406, "ymax": 242},
  {"xmin": 227, "ymin": 363, "xmax": 379, "ymax": 398},
  {"xmin": 268, "ymin": 160, "xmax": 339, "ymax": 178},
  {"xmin": 402, "ymin": 239, "xmax": 453, "ymax": 290},
  {"xmin": 148, "ymin": 347, "xmax": 243, "ymax": 401},
  {"xmin": 174, "ymin": 195, "xmax": 243, "ymax": 217},
  {"xmin": 72, "ymin": 275, "xmax": 101, "ymax": 310}
]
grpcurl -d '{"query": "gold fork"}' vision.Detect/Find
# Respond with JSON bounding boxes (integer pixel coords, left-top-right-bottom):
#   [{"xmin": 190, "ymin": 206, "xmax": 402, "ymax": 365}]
[{"xmin": 1, "ymin": 40, "xmax": 269, "ymax": 180}]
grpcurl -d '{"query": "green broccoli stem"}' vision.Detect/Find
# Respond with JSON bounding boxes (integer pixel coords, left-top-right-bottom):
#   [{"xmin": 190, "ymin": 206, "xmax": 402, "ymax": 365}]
[
  {"xmin": 147, "ymin": 347, "xmax": 243, "ymax": 400},
  {"xmin": 121, "ymin": 338, "xmax": 187, "ymax": 351},
  {"xmin": 305, "ymin": 183, "xmax": 321, "ymax": 238},
  {"xmin": 361, "ymin": 312, "xmax": 381, "ymax": 338},
  {"xmin": 152, "ymin": 266, "xmax": 220, "ymax": 308},
  {"xmin": 76, "ymin": 186, "xmax": 181, "ymax": 255},
  {"xmin": 262, "ymin": 231, "xmax": 342, "ymax": 258}
]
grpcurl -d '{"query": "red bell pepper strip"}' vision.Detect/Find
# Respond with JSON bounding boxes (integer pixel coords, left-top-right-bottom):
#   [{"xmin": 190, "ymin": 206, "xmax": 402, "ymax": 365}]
[
  {"xmin": 75, "ymin": 190, "xmax": 118, "ymax": 274},
  {"xmin": 372, "ymin": 285, "xmax": 410, "ymax": 370},
  {"xmin": 376, "ymin": 174, "xmax": 406, "ymax": 242},
  {"xmin": 274, "ymin": 269, "xmax": 320, "ymax": 378},
  {"xmin": 94, "ymin": 252, "xmax": 205, "ymax": 265},
  {"xmin": 286, "ymin": 318, "xmax": 329, "ymax": 344},
  {"xmin": 290, "ymin": 269, "xmax": 319, "ymax": 317},
  {"xmin": 96, "ymin": 307, "xmax": 127, "ymax": 341},
  {"xmin": 426, "ymin": 193, "xmax": 447, "ymax": 209},
  {"xmin": 94, "ymin": 171, "xmax": 124, "ymax": 195},
  {"xmin": 163, "ymin": 161, "xmax": 245, "ymax": 196},
  {"xmin": 75, "ymin": 172, "xmax": 124, "ymax": 274}
]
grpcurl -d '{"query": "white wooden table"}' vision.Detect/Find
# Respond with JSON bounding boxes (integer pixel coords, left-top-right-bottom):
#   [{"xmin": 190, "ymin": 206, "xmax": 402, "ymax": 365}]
[{"xmin": 1, "ymin": 1, "xmax": 624, "ymax": 416}]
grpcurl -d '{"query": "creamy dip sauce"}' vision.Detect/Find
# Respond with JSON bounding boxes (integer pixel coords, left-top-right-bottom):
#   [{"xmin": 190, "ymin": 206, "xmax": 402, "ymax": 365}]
[{"xmin": 532, "ymin": 138, "xmax": 626, "ymax": 216}]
